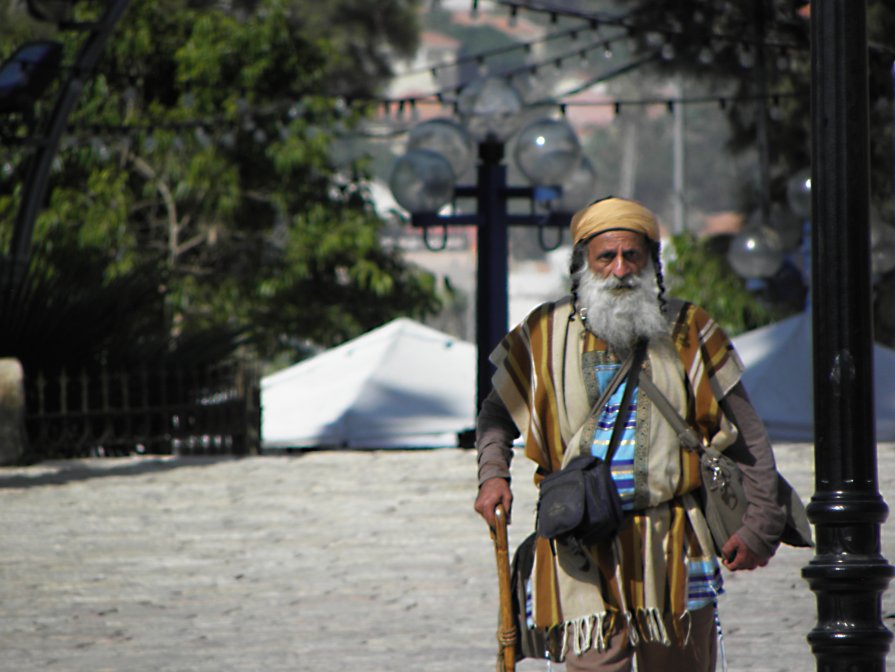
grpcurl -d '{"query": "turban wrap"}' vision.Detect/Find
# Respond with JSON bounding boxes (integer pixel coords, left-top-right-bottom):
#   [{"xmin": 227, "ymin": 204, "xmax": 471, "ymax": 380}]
[{"xmin": 570, "ymin": 197, "xmax": 659, "ymax": 245}]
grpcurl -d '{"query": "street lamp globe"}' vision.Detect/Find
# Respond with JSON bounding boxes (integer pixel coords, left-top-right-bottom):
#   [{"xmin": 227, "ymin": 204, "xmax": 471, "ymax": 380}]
[
  {"xmin": 457, "ymin": 76, "xmax": 524, "ymax": 142},
  {"xmin": 786, "ymin": 167, "xmax": 811, "ymax": 219},
  {"xmin": 555, "ymin": 156, "xmax": 598, "ymax": 213},
  {"xmin": 727, "ymin": 226, "xmax": 785, "ymax": 278},
  {"xmin": 407, "ymin": 118, "xmax": 475, "ymax": 180},
  {"xmin": 388, "ymin": 148, "xmax": 455, "ymax": 213},
  {"xmin": 513, "ymin": 117, "xmax": 581, "ymax": 187},
  {"xmin": 769, "ymin": 203, "xmax": 804, "ymax": 251}
]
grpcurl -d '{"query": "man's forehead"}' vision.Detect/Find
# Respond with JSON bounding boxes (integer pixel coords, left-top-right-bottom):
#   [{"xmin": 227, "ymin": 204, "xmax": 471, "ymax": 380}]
[{"xmin": 587, "ymin": 229, "xmax": 649, "ymax": 251}]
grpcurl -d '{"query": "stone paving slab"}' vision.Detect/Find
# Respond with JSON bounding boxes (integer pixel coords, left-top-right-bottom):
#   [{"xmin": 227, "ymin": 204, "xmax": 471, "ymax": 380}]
[{"xmin": 0, "ymin": 443, "xmax": 893, "ymax": 672}]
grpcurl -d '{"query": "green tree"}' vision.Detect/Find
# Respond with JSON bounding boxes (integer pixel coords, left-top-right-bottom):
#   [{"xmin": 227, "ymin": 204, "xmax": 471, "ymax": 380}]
[{"xmin": 0, "ymin": 0, "xmax": 438, "ymax": 369}]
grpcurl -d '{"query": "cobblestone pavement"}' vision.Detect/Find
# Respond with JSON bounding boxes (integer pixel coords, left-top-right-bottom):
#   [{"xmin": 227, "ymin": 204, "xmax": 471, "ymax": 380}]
[{"xmin": 1, "ymin": 443, "xmax": 894, "ymax": 672}]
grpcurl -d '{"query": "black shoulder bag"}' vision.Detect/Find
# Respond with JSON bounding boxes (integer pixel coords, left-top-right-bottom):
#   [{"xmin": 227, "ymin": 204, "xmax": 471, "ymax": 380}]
[{"xmin": 536, "ymin": 340, "xmax": 647, "ymax": 545}]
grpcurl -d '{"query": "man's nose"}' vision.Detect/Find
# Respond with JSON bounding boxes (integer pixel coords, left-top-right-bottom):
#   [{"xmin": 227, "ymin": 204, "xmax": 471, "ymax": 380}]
[{"xmin": 611, "ymin": 253, "xmax": 633, "ymax": 278}]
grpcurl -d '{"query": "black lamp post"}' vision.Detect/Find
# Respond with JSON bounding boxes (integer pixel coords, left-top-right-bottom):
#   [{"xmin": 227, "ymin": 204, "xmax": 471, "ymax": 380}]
[
  {"xmin": 803, "ymin": 2, "xmax": 894, "ymax": 670},
  {"xmin": 389, "ymin": 77, "xmax": 594, "ymax": 411}
]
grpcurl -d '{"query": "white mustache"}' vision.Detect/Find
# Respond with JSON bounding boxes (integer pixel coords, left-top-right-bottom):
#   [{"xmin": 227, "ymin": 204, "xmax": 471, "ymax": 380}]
[
  {"xmin": 607, "ymin": 276, "xmax": 639, "ymax": 290},
  {"xmin": 595, "ymin": 273, "xmax": 642, "ymax": 292}
]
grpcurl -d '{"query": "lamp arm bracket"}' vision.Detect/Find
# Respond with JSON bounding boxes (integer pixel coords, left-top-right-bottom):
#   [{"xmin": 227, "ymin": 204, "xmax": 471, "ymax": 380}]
[
  {"xmin": 538, "ymin": 217, "xmax": 564, "ymax": 252},
  {"xmin": 422, "ymin": 220, "xmax": 449, "ymax": 252}
]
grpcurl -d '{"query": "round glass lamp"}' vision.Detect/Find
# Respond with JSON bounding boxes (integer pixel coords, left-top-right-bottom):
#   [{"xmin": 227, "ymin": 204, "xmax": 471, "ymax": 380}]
[
  {"xmin": 457, "ymin": 77, "xmax": 524, "ymax": 142},
  {"xmin": 747, "ymin": 204, "xmax": 802, "ymax": 252},
  {"xmin": 513, "ymin": 118, "xmax": 581, "ymax": 187},
  {"xmin": 786, "ymin": 168, "xmax": 812, "ymax": 219},
  {"xmin": 555, "ymin": 156, "xmax": 598, "ymax": 213},
  {"xmin": 407, "ymin": 118, "xmax": 475, "ymax": 180},
  {"xmin": 388, "ymin": 149, "xmax": 455, "ymax": 213},
  {"xmin": 727, "ymin": 226, "xmax": 785, "ymax": 278}
]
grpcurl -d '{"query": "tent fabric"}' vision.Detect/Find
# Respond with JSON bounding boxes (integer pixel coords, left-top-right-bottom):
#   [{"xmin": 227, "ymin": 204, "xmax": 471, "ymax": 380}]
[
  {"xmin": 732, "ymin": 311, "xmax": 895, "ymax": 442},
  {"xmin": 261, "ymin": 319, "xmax": 476, "ymax": 449}
]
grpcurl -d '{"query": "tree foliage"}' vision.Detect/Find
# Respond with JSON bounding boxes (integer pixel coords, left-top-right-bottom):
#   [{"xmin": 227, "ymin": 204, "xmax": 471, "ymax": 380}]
[{"xmin": 0, "ymin": 0, "xmax": 438, "ymax": 370}]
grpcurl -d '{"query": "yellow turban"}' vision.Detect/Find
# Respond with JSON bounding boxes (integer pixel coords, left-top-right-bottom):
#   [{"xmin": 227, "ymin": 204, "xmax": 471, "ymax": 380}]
[{"xmin": 570, "ymin": 197, "xmax": 659, "ymax": 245}]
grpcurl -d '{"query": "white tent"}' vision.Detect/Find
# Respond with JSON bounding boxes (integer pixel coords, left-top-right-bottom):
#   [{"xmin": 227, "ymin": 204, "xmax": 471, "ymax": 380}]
[
  {"xmin": 732, "ymin": 311, "xmax": 895, "ymax": 442},
  {"xmin": 261, "ymin": 319, "xmax": 476, "ymax": 449}
]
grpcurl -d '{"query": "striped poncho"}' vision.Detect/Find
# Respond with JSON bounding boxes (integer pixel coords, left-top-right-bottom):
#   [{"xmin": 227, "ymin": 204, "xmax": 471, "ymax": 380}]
[{"xmin": 490, "ymin": 296, "xmax": 744, "ymax": 654}]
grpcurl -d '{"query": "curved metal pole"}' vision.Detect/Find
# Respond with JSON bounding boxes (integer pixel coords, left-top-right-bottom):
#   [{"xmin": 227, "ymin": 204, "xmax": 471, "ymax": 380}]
[{"xmin": 8, "ymin": 0, "xmax": 132, "ymax": 283}]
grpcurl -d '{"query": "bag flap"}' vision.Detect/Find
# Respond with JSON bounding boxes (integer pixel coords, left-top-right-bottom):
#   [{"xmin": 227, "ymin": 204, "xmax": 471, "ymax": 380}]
[{"xmin": 777, "ymin": 474, "xmax": 814, "ymax": 548}]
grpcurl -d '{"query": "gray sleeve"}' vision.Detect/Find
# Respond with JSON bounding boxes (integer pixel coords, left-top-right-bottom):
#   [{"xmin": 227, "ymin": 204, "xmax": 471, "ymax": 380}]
[
  {"xmin": 475, "ymin": 389, "xmax": 519, "ymax": 486},
  {"xmin": 719, "ymin": 382, "xmax": 788, "ymax": 558}
]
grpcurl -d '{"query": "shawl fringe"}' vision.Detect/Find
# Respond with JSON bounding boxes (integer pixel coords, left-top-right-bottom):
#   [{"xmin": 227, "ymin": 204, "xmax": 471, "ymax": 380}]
[{"xmin": 559, "ymin": 607, "xmax": 689, "ymax": 658}]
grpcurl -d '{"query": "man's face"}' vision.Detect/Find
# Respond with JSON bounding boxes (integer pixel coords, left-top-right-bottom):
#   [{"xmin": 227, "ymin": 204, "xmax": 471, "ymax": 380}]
[{"xmin": 585, "ymin": 230, "xmax": 650, "ymax": 281}]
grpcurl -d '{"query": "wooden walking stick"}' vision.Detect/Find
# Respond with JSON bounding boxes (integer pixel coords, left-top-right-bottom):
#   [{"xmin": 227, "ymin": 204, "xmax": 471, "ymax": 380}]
[{"xmin": 492, "ymin": 504, "xmax": 516, "ymax": 672}]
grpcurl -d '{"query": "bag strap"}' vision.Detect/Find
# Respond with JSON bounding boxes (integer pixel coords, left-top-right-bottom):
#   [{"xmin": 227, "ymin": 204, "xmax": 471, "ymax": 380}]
[
  {"xmin": 586, "ymin": 347, "xmax": 635, "ymax": 422},
  {"xmin": 604, "ymin": 339, "xmax": 648, "ymax": 463},
  {"xmin": 637, "ymin": 374, "xmax": 705, "ymax": 455}
]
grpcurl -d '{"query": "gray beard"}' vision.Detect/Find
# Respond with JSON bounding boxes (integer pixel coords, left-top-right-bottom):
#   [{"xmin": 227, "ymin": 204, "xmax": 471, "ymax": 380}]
[{"xmin": 574, "ymin": 264, "xmax": 667, "ymax": 354}]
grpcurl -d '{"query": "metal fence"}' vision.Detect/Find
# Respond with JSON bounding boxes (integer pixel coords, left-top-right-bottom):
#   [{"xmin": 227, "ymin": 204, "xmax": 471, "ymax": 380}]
[{"xmin": 23, "ymin": 360, "xmax": 261, "ymax": 460}]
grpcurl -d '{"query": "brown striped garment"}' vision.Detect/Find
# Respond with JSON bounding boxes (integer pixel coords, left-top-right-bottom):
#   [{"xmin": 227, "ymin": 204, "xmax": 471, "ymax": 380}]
[{"xmin": 489, "ymin": 297, "xmax": 744, "ymax": 652}]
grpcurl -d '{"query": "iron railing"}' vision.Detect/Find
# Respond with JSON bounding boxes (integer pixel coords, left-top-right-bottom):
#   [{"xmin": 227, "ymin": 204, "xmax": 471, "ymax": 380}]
[{"xmin": 23, "ymin": 360, "xmax": 260, "ymax": 460}]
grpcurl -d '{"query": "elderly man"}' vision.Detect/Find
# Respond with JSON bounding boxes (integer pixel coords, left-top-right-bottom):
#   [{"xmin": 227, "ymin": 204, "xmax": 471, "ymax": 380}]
[{"xmin": 474, "ymin": 197, "xmax": 786, "ymax": 672}]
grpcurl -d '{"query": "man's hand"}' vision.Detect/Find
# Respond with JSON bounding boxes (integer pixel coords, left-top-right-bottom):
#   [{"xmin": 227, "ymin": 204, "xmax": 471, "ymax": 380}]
[
  {"xmin": 721, "ymin": 532, "xmax": 769, "ymax": 571},
  {"xmin": 474, "ymin": 477, "xmax": 513, "ymax": 528}
]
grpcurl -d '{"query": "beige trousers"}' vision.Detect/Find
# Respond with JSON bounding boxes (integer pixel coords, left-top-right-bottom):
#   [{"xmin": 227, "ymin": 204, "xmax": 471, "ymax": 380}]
[{"xmin": 564, "ymin": 604, "xmax": 718, "ymax": 672}]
